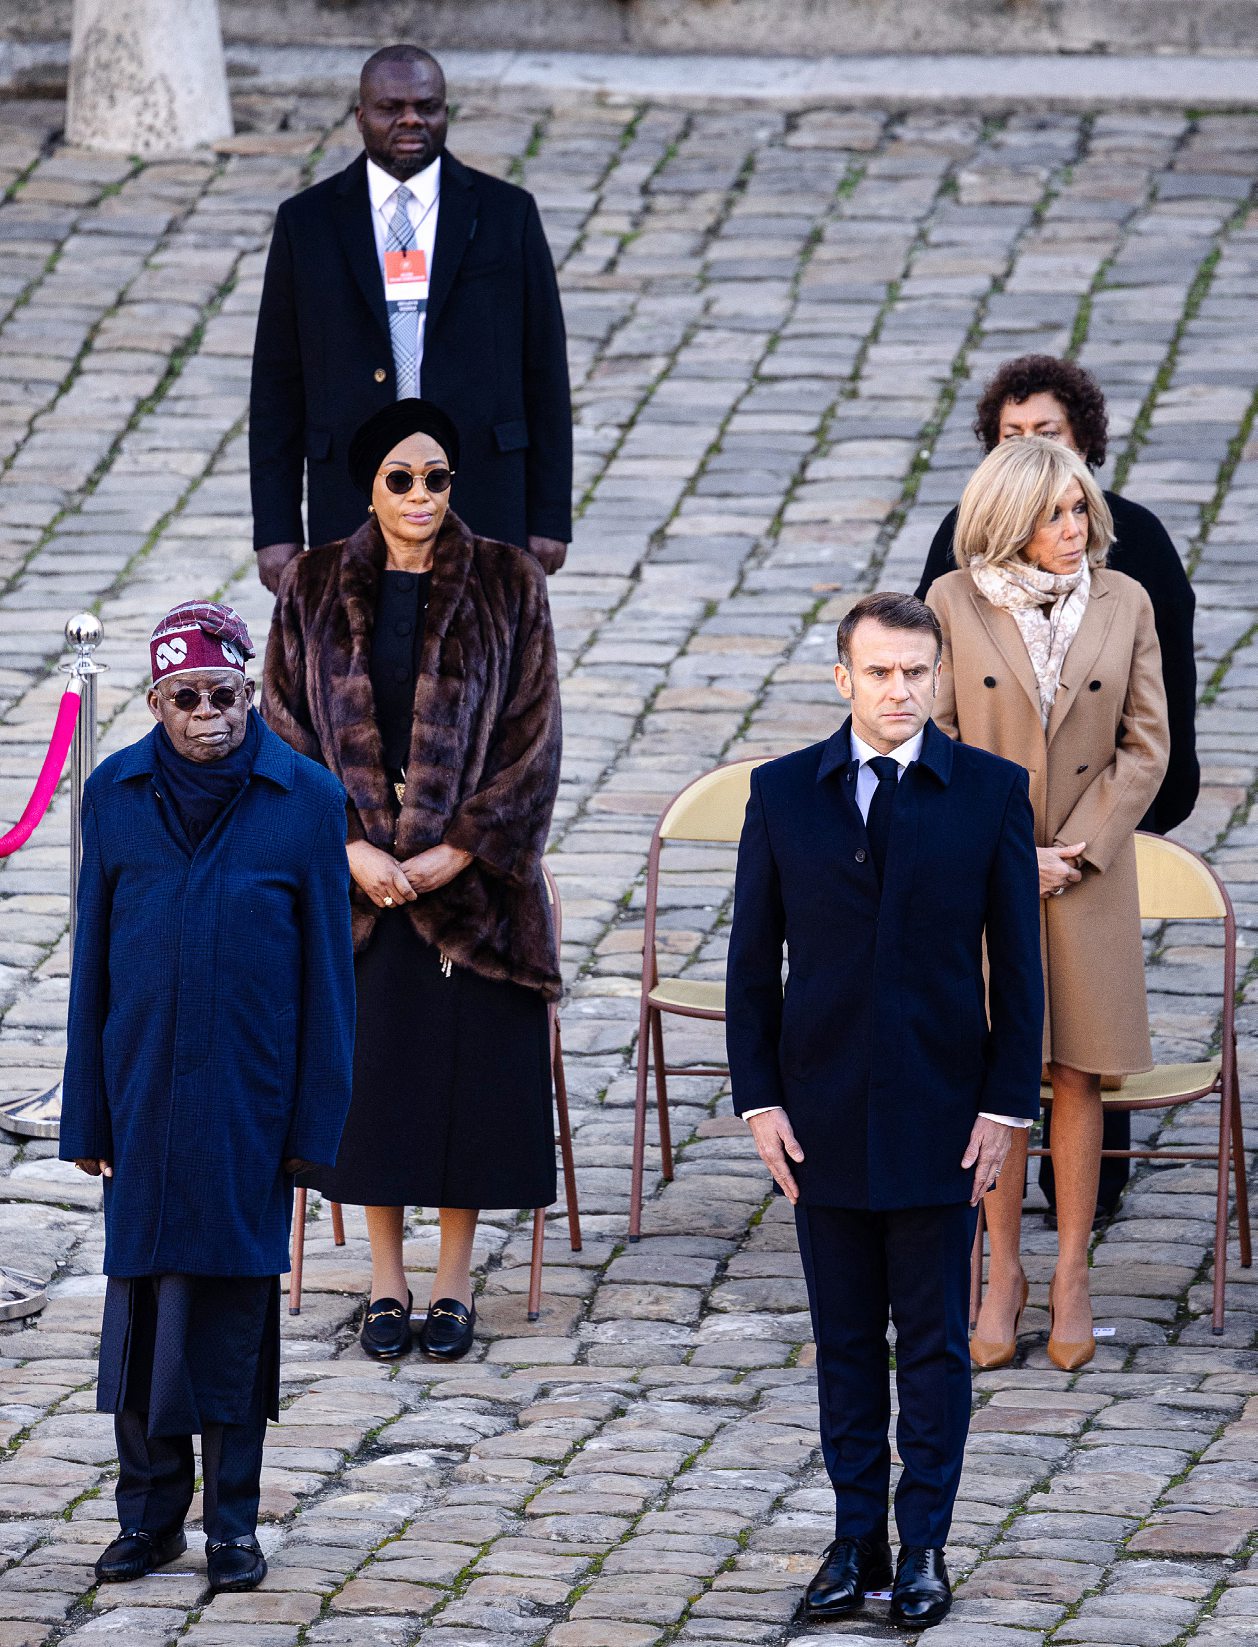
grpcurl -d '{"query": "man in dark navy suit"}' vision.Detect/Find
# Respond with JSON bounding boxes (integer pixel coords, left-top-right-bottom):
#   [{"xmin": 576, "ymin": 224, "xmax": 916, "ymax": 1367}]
[
  {"xmin": 726, "ymin": 592, "xmax": 1043, "ymax": 1629},
  {"xmin": 249, "ymin": 44, "xmax": 571, "ymax": 590}
]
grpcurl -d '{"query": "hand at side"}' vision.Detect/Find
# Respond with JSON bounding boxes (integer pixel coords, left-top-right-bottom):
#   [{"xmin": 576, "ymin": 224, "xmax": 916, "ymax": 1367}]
[
  {"xmin": 745, "ymin": 1108, "xmax": 805, "ymax": 1205},
  {"xmin": 961, "ymin": 1116, "xmax": 1014, "ymax": 1206}
]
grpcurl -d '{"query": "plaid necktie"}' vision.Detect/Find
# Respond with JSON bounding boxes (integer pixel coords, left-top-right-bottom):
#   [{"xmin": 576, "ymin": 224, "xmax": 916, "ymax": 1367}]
[{"xmin": 385, "ymin": 184, "xmax": 419, "ymax": 398}]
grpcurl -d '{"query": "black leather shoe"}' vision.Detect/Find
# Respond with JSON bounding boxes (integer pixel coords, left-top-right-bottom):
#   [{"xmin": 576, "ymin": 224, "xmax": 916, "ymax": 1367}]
[
  {"xmin": 889, "ymin": 1546, "xmax": 951, "ymax": 1629},
  {"xmin": 801, "ymin": 1534, "xmax": 893, "ymax": 1619},
  {"xmin": 418, "ymin": 1296, "xmax": 475, "ymax": 1361},
  {"xmin": 94, "ymin": 1527, "xmax": 187, "ymax": 1583},
  {"xmin": 360, "ymin": 1290, "xmax": 413, "ymax": 1359},
  {"xmin": 206, "ymin": 1534, "xmax": 267, "ymax": 1593}
]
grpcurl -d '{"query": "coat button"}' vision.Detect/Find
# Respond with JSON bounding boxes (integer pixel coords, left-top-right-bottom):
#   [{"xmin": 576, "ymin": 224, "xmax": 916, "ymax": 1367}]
[
  {"xmin": 855, "ymin": 848, "xmax": 867, "ymax": 864},
  {"xmin": 983, "ymin": 675, "xmax": 997, "ymax": 688},
  {"xmin": 1089, "ymin": 679, "xmax": 1101, "ymax": 691},
  {"xmin": 374, "ymin": 367, "xmax": 388, "ymax": 383},
  {"xmin": 1077, "ymin": 764, "xmax": 1089, "ymax": 774}
]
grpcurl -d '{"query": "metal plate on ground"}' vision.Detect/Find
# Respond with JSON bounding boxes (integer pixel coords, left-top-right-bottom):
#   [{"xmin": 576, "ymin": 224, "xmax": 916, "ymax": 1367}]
[
  {"xmin": 0, "ymin": 1266, "xmax": 48, "ymax": 1322},
  {"xmin": 0, "ymin": 1083, "xmax": 62, "ymax": 1140}
]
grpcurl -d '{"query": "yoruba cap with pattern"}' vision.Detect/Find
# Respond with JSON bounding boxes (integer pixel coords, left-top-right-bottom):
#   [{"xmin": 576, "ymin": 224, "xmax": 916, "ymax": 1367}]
[{"xmin": 150, "ymin": 601, "xmax": 255, "ymax": 684}]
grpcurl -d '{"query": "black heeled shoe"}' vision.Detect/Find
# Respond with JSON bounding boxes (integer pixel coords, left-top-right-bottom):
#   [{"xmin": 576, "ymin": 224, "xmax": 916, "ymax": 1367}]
[
  {"xmin": 801, "ymin": 1534, "xmax": 893, "ymax": 1619},
  {"xmin": 94, "ymin": 1527, "xmax": 187, "ymax": 1583},
  {"xmin": 207, "ymin": 1534, "xmax": 267, "ymax": 1593},
  {"xmin": 889, "ymin": 1545, "xmax": 952, "ymax": 1629},
  {"xmin": 418, "ymin": 1296, "xmax": 475, "ymax": 1361},
  {"xmin": 360, "ymin": 1290, "xmax": 413, "ymax": 1359}
]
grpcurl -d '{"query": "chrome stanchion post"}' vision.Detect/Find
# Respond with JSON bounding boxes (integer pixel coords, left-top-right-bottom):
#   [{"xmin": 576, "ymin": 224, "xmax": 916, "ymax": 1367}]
[
  {"xmin": 65, "ymin": 613, "xmax": 103, "ymax": 971},
  {"xmin": 0, "ymin": 613, "xmax": 105, "ymax": 1141}
]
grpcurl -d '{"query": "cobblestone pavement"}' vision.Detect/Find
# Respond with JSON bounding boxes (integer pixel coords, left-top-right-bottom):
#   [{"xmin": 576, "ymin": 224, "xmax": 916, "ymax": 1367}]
[{"xmin": 0, "ymin": 69, "xmax": 1257, "ymax": 1647}]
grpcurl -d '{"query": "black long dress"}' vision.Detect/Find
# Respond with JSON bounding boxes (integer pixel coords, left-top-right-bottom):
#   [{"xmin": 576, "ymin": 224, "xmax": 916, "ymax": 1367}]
[{"xmin": 306, "ymin": 568, "xmax": 556, "ymax": 1211}]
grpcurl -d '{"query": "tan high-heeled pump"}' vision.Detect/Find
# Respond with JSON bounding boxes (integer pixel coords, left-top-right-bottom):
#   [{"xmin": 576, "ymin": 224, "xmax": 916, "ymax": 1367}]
[
  {"xmin": 970, "ymin": 1272, "xmax": 1029, "ymax": 1371},
  {"xmin": 1047, "ymin": 1277, "xmax": 1095, "ymax": 1371}
]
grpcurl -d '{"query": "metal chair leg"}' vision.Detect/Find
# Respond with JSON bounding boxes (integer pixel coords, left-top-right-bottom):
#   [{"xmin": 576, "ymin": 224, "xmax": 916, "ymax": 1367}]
[
  {"xmin": 554, "ymin": 1020, "xmax": 581, "ymax": 1252},
  {"xmin": 1231, "ymin": 1054, "xmax": 1251, "ymax": 1271},
  {"xmin": 969, "ymin": 1199, "xmax": 985, "ymax": 1332},
  {"xmin": 1212, "ymin": 1075, "xmax": 1234, "ymax": 1334},
  {"xmin": 651, "ymin": 1008, "xmax": 674, "ymax": 1182},
  {"xmin": 289, "ymin": 1186, "xmax": 307, "ymax": 1316},
  {"xmin": 331, "ymin": 1202, "xmax": 345, "ymax": 1247},
  {"xmin": 527, "ymin": 1207, "xmax": 545, "ymax": 1321},
  {"xmin": 629, "ymin": 1001, "xmax": 653, "ymax": 1242}
]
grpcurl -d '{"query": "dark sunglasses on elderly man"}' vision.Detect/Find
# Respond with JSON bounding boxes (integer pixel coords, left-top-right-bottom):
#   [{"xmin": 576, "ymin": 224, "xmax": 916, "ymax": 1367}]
[
  {"xmin": 381, "ymin": 465, "xmax": 455, "ymax": 496},
  {"xmin": 164, "ymin": 684, "xmax": 246, "ymax": 712}
]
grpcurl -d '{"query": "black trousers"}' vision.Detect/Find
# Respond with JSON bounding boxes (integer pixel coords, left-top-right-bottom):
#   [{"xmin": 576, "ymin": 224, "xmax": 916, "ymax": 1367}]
[
  {"xmin": 795, "ymin": 1200, "xmax": 977, "ymax": 1550},
  {"xmin": 1038, "ymin": 1107, "xmax": 1131, "ymax": 1213},
  {"xmin": 115, "ymin": 1407, "xmax": 268, "ymax": 1543},
  {"xmin": 101, "ymin": 1274, "xmax": 277, "ymax": 1546}
]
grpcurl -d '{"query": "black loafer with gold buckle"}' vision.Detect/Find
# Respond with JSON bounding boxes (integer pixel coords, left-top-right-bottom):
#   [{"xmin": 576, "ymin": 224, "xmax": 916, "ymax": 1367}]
[
  {"xmin": 418, "ymin": 1296, "xmax": 475, "ymax": 1361},
  {"xmin": 360, "ymin": 1290, "xmax": 413, "ymax": 1359}
]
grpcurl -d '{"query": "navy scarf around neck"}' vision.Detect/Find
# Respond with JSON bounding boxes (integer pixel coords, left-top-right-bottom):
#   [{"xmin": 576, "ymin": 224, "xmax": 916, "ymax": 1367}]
[{"xmin": 153, "ymin": 707, "xmax": 261, "ymax": 848}]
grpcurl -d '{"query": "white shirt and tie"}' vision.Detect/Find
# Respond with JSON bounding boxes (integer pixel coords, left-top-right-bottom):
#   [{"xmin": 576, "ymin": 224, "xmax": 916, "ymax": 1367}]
[
  {"xmin": 743, "ymin": 727, "xmax": 1033, "ymax": 1132},
  {"xmin": 366, "ymin": 155, "xmax": 441, "ymax": 396}
]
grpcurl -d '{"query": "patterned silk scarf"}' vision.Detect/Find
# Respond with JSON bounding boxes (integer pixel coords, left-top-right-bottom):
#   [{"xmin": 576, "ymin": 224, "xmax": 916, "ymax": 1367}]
[{"xmin": 970, "ymin": 556, "xmax": 1091, "ymax": 729}]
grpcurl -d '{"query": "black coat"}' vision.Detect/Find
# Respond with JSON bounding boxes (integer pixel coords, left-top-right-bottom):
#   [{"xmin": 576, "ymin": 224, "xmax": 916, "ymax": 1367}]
[
  {"xmin": 250, "ymin": 151, "xmax": 572, "ymax": 553},
  {"xmin": 915, "ymin": 492, "xmax": 1199, "ymax": 832},
  {"xmin": 725, "ymin": 719, "xmax": 1043, "ymax": 1211}
]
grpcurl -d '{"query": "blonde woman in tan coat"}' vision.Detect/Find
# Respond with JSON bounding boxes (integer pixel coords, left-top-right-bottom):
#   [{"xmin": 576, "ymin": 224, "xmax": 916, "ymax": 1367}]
[{"xmin": 926, "ymin": 437, "xmax": 1169, "ymax": 1371}]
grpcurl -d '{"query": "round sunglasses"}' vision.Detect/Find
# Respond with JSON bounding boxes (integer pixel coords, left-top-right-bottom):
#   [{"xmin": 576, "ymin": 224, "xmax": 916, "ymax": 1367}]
[
  {"xmin": 381, "ymin": 465, "xmax": 455, "ymax": 496},
  {"xmin": 163, "ymin": 684, "xmax": 246, "ymax": 712}
]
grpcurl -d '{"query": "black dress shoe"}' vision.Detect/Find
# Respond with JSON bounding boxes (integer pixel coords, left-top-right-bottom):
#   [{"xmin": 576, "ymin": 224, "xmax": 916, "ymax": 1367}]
[
  {"xmin": 94, "ymin": 1527, "xmax": 187, "ymax": 1583},
  {"xmin": 418, "ymin": 1296, "xmax": 475, "ymax": 1361},
  {"xmin": 207, "ymin": 1534, "xmax": 267, "ymax": 1593},
  {"xmin": 360, "ymin": 1290, "xmax": 413, "ymax": 1359},
  {"xmin": 801, "ymin": 1534, "xmax": 893, "ymax": 1619},
  {"xmin": 889, "ymin": 1546, "xmax": 951, "ymax": 1629}
]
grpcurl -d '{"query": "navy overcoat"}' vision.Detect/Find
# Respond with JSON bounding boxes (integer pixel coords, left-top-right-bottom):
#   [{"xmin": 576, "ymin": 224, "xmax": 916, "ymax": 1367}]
[
  {"xmin": 726, "ymin": 718, "xmax": 1043, "ymax": 1210},
  {"xmin": 59, "ymin": 717, "xmax": 355, "ymax": 1278}
]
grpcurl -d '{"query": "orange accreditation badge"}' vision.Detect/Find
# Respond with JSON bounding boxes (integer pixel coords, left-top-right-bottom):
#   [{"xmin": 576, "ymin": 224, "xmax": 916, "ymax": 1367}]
[{"xmin": 384, "ymin": 248, "xmax": 429, "ymax": 305}]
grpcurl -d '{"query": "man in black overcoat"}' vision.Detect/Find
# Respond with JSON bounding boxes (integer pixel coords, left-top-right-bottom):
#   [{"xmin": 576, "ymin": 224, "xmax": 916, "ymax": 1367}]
[
  {"xmin": 726, "ymin": 593, "xmax": 1043, "ymax": 1629},
  {"xmin": 249, "ymin": 44, "xmax": 572, "ymax": 590}
]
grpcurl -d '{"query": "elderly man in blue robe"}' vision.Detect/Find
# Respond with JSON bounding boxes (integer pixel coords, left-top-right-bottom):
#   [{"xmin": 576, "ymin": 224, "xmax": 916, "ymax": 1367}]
[{"xmin": 59, "ymin": 600, "xmax": 355, "ymax": 1595}]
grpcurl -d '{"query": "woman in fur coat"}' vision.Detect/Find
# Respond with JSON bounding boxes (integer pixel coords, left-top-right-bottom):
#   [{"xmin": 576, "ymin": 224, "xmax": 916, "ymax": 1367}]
[{"xmin": 265, "ymin": 399, "xmax": 562, "ymax": 1363}]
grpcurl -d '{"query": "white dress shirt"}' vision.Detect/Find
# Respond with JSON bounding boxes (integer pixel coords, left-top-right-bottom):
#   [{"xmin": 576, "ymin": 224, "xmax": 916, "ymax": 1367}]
[
  {"xmin": 366, "ymin": 155, "xmax": 441, "ymax": 381},
  {"xmin": 742, "ymin": 725, "xmax": 1032, "ymax": 1131}
]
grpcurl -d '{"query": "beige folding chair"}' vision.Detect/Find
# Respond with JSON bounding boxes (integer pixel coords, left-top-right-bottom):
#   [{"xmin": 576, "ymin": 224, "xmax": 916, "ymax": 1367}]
[
  {"xmin": 290, "ymin": 863, "xmax": 582, "ymax": 1322},
  {"xmin": 629, "ymin": 759, "xmax": 766, "ymax": 1241},
  {"xmin": 971, "ymin": 832, "xmax": 1251, "ymax": 1336}
]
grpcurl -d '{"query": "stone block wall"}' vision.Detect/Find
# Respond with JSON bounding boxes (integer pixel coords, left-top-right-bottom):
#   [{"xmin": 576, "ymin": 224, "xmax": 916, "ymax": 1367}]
[{"xmin": 3, "ymin": 0, "xmax": 1258, "ymax": 53}]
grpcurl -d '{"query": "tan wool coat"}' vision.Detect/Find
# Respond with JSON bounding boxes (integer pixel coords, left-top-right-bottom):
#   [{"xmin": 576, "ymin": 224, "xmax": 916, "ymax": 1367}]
[{"xmin": 926, "ymin": 567, "xmax": 1170, "ymax": 1074}]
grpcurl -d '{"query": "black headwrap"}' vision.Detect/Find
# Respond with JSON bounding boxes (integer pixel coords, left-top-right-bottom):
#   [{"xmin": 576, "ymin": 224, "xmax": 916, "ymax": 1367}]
[{"xmin": 347, "ymin": 399, "xmax": 461, "ymax": 495}]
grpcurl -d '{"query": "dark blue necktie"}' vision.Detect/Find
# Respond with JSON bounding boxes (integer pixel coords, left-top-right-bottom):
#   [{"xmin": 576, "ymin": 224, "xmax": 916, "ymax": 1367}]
[{"xmin": 864, "ymin": 755, "xmax": 900, "ymax": 882}]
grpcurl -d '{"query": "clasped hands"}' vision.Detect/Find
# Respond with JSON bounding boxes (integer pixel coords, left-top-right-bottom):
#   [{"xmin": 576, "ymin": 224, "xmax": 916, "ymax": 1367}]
[
  {"xmin": 346, "ymin": 837, "xmax": 472, "ymax": 908},
  {"xmin": 1038, "ymin": 840, "xmax": 1085, "ymax": 897},
  {"xmin": 745, "ymin": 1109, "xmax": 1014, "ymax": 1208}
]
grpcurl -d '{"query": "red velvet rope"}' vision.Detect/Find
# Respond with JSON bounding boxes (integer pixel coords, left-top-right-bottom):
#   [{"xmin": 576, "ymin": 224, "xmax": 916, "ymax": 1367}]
[{"xmin": 0, "ymin": 684, "xmax": 83, "ymax": 858}]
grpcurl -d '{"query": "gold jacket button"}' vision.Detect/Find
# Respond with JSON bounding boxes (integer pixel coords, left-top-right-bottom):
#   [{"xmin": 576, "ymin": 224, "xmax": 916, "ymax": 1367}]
[{"xmin": 373, "ymin": 367, "xmax": 388, "ymax": 384}]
